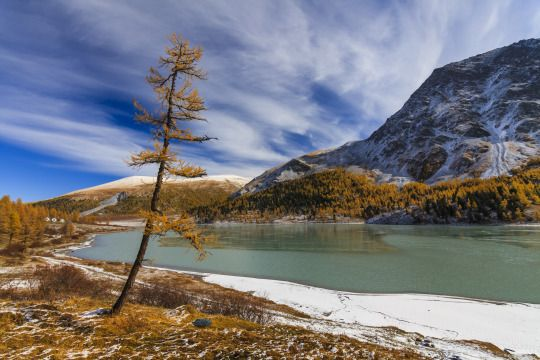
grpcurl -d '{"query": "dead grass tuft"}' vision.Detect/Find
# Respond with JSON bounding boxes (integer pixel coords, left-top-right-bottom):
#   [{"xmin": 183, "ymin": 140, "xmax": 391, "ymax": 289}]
[{"xmin": 0, "ymin": 296, "xmax": 428, "ymax": 359}]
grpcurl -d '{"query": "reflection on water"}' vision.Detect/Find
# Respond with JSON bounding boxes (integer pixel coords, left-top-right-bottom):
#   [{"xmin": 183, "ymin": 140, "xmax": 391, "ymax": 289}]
[
  {"xmin": 74, "ymin": 224, "xmax": 540, "ymax": 303},
  {"xmin": 159, "ymin": 224, "xmax": 395, "ymax": 253}
]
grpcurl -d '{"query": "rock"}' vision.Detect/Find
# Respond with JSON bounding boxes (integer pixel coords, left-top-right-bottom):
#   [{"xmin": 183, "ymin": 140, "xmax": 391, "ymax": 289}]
[
  {"xmin": 364, "ymin": 206, "xmax": 454, "ymax": 225},
  {"xmin": 192, "ymin": 318, "xmax": 212, "ymax": 328},
  {"xmin": 407, "ymin": 146, "xmax": 448, "ymax": 181},
  {"xmin": 116, "ymin": 192, "xmax": 128, "ymax": 202},
  {"xmin": 366, "ymin": 210, "xmax": 417, "ymax": 225},
  {"xmin": 81, "ymin": 308, "xmax": 111, "ymax": 318}
]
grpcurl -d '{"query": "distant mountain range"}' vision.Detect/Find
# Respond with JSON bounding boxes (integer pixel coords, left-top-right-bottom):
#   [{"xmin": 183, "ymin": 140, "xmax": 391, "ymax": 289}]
[{"xmin": 239, "ymin": 39, "xmax": 540, "ymax": 195}]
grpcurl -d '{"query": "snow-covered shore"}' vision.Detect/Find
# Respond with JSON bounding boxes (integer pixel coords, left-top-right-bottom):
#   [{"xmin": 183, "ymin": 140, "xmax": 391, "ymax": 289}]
[
  {"xmin": 64, "ymin": 224, "xmax": 540, "ymax": 356},
  {"xmin": 203, "ymin": 273, "xmax": 540, "ymax": 356}
]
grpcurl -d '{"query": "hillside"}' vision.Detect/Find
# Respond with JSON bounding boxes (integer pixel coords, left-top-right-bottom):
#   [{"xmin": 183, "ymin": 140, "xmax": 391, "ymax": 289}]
[
  {"xmin": 240, "ymin": 39, "xmax": 540, "ymax": 195},
  {"xmin": 36, "ymin": 175, "xmax": 250, "ymax": 216},
  {"xmin": 195, "ymin": 162, "xmax": 540, "ymax": 224},
  {"xmin": 65, "ymin": 175, "xmax": 249, "ymax": 196}
]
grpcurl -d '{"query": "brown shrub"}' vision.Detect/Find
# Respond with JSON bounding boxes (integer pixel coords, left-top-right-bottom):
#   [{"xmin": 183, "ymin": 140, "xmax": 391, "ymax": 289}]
[
  {"xmin": 33, "ymin": 265, "xmax": 107, "ymax": 300},
  {"xmin": 130, "ymin": 283, "xmax": 272, "ymax": 325},
  {"xmin": 198, "ymin": 292, "xmax": 273, "ymax": 325},
  {"xmin": 0, "ymin": 264, "xmax": 272, "ymax": 325},
  {"xmin": 0, "ymin": 265, "xmax": 112, "ymax": 301},
  {"xmin": 50, "ymin": 237, "xmax": 64, "ymax": 245},
  {"xmin": 130, "ymin": 284, "xmax": 192, "ymax": 308},
  {"xmin": 0, "ymin": 243, "xmax": 26, "ymax": 256},
  {"xmin": 29, "ymin": 241, "xmax": 43, "ymax": 248}
]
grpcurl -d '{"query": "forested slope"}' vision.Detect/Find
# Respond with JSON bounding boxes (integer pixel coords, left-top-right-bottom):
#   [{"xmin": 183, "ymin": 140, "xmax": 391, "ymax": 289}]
[
  {"xmin": 36, "ymin": 182, "xmax": 237, "ymax": 216},
  {"xmin": 195, "ymin": 161, "xmax": 540, "ymax": 224}
]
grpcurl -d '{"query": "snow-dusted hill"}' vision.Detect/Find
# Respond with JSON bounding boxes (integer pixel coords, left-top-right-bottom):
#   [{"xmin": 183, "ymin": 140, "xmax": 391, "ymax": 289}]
[
  {"xmin": 240, "ymin": 39, "xmax": 540, "ymax": 195},
  {"xmin": 67, "ymin": 175, "xmax": 250, "ymax": 196}
]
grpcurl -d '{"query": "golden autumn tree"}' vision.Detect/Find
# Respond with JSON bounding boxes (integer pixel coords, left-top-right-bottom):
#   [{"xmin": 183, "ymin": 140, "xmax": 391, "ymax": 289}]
[
  {"xmin": 8, "ymin": 210, "xmax": 21, "ymax": 247},
  {"xmin": 111, "ymin": 34, "xmax": 213, "ymax": 314}
]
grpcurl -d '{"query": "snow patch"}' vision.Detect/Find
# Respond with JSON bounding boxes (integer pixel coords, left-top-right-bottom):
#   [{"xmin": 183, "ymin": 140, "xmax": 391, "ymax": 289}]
[
  {"xmin": 204, "ymin": 273, "xmax": 540, "ymax": 356},
  {"xmin": 80, "ymin": 308, "xmax": 110, "ymax": 318},
  {"xmin": 0, "ymin": 279, "xmax": 33, "ymax": 290}
]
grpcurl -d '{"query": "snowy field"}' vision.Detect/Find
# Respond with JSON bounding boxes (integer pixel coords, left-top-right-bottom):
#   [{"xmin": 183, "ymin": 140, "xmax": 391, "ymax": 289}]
[{"xmin": 204, "ymin": 273, "xmax": 540, "ymax": 356}]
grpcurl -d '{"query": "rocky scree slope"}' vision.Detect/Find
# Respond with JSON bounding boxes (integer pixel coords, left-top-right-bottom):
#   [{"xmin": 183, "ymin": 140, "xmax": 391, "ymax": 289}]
[{"xmin": 240, "ymin": 39, "xmax": 540, "ymax": 195}]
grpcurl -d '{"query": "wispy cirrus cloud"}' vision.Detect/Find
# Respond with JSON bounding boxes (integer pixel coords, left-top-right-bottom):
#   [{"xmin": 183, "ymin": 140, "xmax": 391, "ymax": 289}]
[
  {"xmin": 0, "ymin": 0, "xmax": 539, "ymax": 184},
  {"xmin": 0, "ymin": 89, "xmax": 147, "ymax": 175}
]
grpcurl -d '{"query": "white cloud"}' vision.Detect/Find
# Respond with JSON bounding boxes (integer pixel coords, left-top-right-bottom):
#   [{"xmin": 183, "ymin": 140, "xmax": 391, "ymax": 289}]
[
  {"xmin": 1, "ymin": 0, "xmax": 539, "ymax": 180},
  {"xmin": 0, "ymin": 90, "xmax": 148, "ymax": 175}
]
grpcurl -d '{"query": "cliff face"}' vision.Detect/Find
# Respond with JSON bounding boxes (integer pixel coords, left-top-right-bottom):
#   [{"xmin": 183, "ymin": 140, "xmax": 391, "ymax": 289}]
[{"xmin": 240, "ymin": 39, "xmax": 540, "ymax": 195}]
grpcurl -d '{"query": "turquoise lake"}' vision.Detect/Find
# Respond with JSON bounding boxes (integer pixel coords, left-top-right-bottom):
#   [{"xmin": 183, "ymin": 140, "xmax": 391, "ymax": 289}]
[{"xmin": 72, "ymin": 224, "xmax": 540, "ymax": 303}]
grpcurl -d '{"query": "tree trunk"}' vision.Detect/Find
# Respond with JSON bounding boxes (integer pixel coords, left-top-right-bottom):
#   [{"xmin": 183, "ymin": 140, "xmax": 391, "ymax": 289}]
[
  {"xmin": 110, "ymin": 220, "xmax": 152, "ymax": 314},
  {"xmin": 111, "ymin": 71, "xmax": 178, "ymax": 315}
]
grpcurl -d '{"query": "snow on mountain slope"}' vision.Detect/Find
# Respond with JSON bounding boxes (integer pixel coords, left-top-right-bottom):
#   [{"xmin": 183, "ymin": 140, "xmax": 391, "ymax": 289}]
[
  {"xmin": 67, "ymin": 175, "xmax": 250, "ymax": 196},
  {"xmin": 240, "ymin": 39, "xmax": 540, "ymax": 195}
]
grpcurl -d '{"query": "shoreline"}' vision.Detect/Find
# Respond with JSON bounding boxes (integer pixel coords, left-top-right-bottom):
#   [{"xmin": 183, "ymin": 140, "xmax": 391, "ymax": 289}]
[
  {"xmin": 135, "ymin": 265, "xmax": 539, "ymax": 356},
  {"xmin": 200, "ymin": 272, "xmax": 540, "ymax": 355},
  {"xmin": 104, "ymin": 217, "xmax": 540, "ymax": 227},
  {"xmin": 69, "ymin": 248, "xmax": 540, "ymax": 356},
  {"xmin": 63, "ymin": 223, "xmax": 540, "ymax": 356}
]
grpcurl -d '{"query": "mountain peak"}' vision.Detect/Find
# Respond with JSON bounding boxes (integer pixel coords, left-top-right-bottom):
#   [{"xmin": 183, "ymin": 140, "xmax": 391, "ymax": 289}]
[
  {"xmin": 240, "ymin": 39, "xmax": 540, "ymax": 194},
  {"xmin": 512, "ymin": 38, "xmax": 540, "ymax": 48}
]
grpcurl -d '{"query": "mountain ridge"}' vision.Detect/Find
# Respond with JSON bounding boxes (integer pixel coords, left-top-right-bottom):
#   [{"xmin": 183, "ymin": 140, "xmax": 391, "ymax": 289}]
[
  {"xmin": 65, "ymin": 175, "xmax": 250, "ymax": 197},
  {"xmin": 36, "ymin": 175, "xmax": 250, "ymax": 215},
  {"xmin": 239, "ymin": 38, "xmax": 540, "ymax": 195}
]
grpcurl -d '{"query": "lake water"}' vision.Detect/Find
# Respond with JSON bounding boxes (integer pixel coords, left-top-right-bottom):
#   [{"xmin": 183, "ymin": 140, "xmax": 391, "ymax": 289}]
[{"xmin": 73, "ymin": 224, "xmax": 540, "ymax": 303}]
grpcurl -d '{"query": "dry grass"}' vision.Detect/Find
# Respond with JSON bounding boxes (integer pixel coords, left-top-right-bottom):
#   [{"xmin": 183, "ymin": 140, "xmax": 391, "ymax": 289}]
[
  {"xmin": 0, "ymin": 259, "xmax": 512, "ymax": 359},
  {"xmin": 0, "ymin": 296, "xmax": 426, "ymax": 359},
  {"xmin": 131, "ymin": 282, "xmax": 273, "ymax": 324},
  {"xmin": 0, "ymin": 263, "xmax": 428, "ymax": 358},
  {"xmin": 71, "ymin": 257, "xmax": 307, "ymax": 318},
  {"xmin": 0, "ymin": 264, "xmax": 274, "ymax": 326}
]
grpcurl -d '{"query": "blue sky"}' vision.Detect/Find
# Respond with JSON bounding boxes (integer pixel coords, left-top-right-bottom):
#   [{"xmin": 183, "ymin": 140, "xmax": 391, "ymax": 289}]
[{"xmin": 1, "ymin": 0, "xmax": 540, "ymax": 201}]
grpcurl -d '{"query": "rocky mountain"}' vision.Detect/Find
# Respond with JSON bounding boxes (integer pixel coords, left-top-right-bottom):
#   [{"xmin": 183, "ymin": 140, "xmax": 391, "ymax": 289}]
[{"xmin": 240, "ymin": 39, "xmax": 540, "ymax": 195}]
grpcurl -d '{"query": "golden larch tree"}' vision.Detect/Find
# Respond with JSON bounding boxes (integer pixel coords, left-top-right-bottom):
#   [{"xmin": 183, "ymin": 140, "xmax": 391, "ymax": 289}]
[
  {"xmin": 8, "ymin": 210, "xmax": 21, "ymax": 246},
  {"xmin": 111, "ymin": 34, "xmax": 213, "ymax": 314}
]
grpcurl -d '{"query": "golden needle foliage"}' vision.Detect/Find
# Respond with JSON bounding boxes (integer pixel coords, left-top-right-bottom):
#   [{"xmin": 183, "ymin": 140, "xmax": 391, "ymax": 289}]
[
  {"xmin": 195, "ymin": 165, "xmax": 540, "ymax": 224},
  {"xmin": 128, "ymin": 33, "xmax": 213, "ymax": 250},
  {"xmin": 0, "ymin": 195, "xmax": 72, "ymax": 249},
  {"xmin": 112, "ymin": 34, "xmax": 213, "ymax": 314}
]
